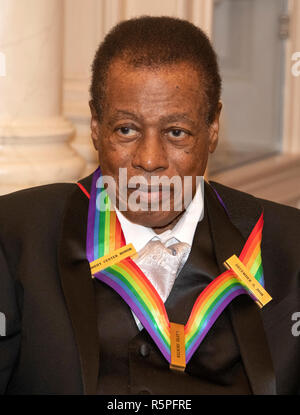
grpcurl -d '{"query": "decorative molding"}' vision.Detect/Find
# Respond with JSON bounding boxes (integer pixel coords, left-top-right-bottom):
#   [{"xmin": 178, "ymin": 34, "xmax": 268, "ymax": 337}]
[
  {"xmin": 283, "ymin": 0, "xmax": 300, "ymax": 153},
  {"xmin": 190, "ymin": 0, "xmax": 213, "ymax": 36},
  {"xmin": 63, "ymin": 78, "xmax": 98, "ymax": 176},
  {"xmin": 95, "ymin": 0, "xmax": 124, "ymax": 42},
  {"xmin": 175, "ymin": 0, "xmax": 188, "ymax": 19}
]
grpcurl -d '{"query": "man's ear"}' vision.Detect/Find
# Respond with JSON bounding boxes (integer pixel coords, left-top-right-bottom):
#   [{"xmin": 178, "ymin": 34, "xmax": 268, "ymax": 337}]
[
  {"xmin": 208, "ymin": 101, "xmax": 222, "ymax": 153},
  {"xmin": 89, "ymin": 100, "xmax": 101, "ymax": 151}
]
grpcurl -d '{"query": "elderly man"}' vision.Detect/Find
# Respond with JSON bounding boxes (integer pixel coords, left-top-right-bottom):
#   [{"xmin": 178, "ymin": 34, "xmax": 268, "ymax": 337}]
[{"xmin": 0, "ymin": 16, "xmax": 300, "ymax": 395}]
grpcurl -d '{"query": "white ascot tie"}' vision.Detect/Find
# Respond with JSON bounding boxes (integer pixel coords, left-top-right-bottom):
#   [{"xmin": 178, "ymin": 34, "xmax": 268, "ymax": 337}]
[{"xmin": 132, "ymin": 238, "xmax": 191, "ymax": 330}]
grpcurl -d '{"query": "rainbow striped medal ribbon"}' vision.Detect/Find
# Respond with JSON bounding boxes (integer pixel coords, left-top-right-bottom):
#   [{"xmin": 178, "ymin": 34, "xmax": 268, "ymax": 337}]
[{"xmin": 83, "ymin": 168, "xmax": 272, "ymax": 372}]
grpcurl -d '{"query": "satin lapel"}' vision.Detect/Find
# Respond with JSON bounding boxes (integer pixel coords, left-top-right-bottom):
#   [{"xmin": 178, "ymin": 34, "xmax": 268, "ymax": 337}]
[
  {"xmin": 205, "ymin": 182, "xmax": 276, "ymax": 395},
  {"xmin": 58, "ymin": 174, "xmax": 99, "ymax": 395}
]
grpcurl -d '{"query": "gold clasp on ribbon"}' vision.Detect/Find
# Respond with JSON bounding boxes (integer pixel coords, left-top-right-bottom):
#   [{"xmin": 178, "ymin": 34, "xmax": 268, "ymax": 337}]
[
  {"xmin": 224, "ymin": 255, "xmax": 272, "ymax": 308},
  {"xmin": 169, "ymin": 322, "xmax": 186, "ymax": 372},
  {"xmin": 89, "ymin": 243, "xmax": 137, "ymax": 276}
]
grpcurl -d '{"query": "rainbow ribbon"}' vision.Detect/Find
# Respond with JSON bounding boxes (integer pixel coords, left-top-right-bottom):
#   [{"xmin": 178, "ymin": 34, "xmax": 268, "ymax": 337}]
[{"xmin": 84, "ymin": 167, "xmax": 265, "ymax": 365}]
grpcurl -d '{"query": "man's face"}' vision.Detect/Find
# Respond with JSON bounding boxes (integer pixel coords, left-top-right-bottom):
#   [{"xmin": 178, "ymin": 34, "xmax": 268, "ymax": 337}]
[{"xmin": 90, "ymin": 59, "xmax": 221, "ymax": 231}]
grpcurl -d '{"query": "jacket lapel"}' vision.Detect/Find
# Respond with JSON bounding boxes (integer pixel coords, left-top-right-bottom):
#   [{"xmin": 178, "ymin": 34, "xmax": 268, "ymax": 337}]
[
  {"xmin": 58, "ymin": 174, "xmax": 99, "ymax": 395},
  {"xmin": 205, "ymin": 182, "xmax": 276, "ymax": 394}
]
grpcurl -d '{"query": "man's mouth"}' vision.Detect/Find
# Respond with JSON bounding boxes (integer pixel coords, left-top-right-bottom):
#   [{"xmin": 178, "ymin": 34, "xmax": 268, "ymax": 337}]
[
  {"xmin": 128, "ymin": 185, "xmax": 167, "ymax": 204},
  {"xmin": 114, "ymin": 179, "xmax": 183, "ymax": 210},
  {"xmin": 128, "ymin": 183, "xmax": 166, "ymax": 191}
]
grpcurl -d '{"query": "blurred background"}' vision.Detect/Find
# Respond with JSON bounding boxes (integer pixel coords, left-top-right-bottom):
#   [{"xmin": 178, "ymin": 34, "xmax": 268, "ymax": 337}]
[{"xmin": 0, "ymin": 0, "xmax": 299, "ymax": 207}]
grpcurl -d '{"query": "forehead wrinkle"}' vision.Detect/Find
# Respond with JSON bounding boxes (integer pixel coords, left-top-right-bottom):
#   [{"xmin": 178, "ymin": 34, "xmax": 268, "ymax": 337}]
[
  {"xmin": 108, "ymin": 110, "xmax": 142, "ymax": 125},
  {"xmin": 107, "ymin": 109, "xmax": 198, "ymax": 129},
  {"xmin": 159, "ymin": 113, "xmax": 197, "ymax": 129}
]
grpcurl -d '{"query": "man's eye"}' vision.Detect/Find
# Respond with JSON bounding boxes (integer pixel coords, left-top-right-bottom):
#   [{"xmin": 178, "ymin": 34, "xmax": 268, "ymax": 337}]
[
  {"xmin": 167, "ymin": 129, "xmax": 187, "ymax": 139},
  {"xmin": 116, "ymin": 126, "xmax": 137, "ymax": 138}
]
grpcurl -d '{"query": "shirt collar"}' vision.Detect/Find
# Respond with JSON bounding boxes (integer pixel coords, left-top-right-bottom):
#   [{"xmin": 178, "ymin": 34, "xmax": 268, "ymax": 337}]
[{"xmin": 115, "ymin": 182, "xmax": 204, "ymax": 252}]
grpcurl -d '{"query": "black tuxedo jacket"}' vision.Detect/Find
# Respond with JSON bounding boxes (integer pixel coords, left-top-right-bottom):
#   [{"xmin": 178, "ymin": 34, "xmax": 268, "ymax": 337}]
[{"xmin": 0, "ymin": 174, "xmax": 299, "ymax": 395}]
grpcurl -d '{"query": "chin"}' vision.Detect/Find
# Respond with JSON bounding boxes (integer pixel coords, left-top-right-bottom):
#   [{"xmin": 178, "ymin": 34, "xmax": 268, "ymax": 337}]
[{"xmin": 123, "ymin": 209, "xmax": 183, "ymax": 230}]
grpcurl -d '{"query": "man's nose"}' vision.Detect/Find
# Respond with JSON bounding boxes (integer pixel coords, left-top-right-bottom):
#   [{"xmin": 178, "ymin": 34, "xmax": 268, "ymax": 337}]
[{"xmin": 132, "ymin": 130, "xmax": 169, "ymax": 172}]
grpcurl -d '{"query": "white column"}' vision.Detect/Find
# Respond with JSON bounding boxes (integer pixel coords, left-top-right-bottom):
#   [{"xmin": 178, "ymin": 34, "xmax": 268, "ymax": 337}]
[
  {"xmin": 283, "ymin": 0, "xmax": 300, "ymax": 153},
  {"xmin": 63, "ymin": 0, "xmax": 124, "ymax": 177},
  {"xmin": 189, "ymin": 0, "xmax": 213, "ymax": 37},
  {"xmin": 0, "ymin": 0, "xmax": 85, "ymax": 195}
]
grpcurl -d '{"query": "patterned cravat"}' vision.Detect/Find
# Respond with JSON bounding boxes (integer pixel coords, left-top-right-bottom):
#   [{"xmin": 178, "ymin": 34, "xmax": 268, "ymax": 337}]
[{"xmin": 132, "ymin": 239, "xmax": 191, "ymax": 330}]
